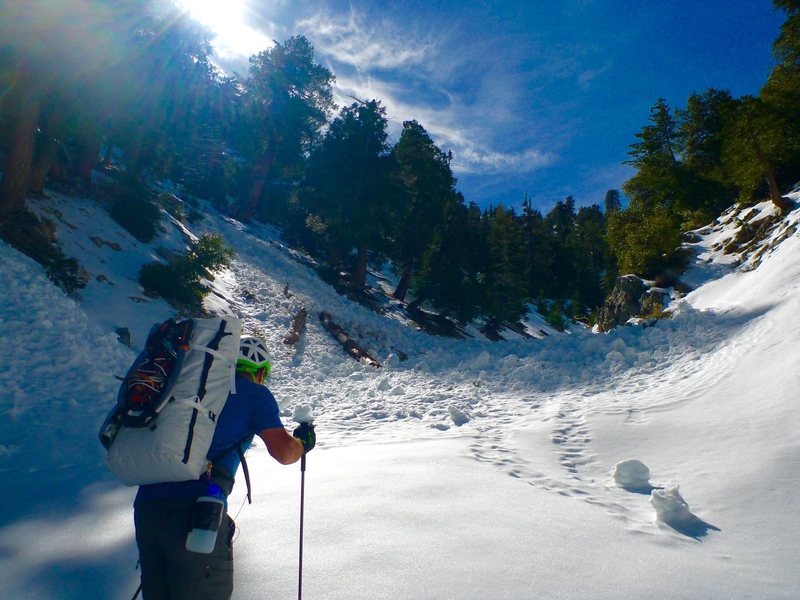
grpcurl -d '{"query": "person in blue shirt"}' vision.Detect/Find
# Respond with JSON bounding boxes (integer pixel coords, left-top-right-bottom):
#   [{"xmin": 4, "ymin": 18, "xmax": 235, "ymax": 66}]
[{"xmin": 133, "ymin": 336, "xmax": 316, "ymax": 600}]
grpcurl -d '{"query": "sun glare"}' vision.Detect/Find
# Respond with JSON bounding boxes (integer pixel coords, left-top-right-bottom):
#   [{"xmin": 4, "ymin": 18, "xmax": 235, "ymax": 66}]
[
  {"xmin": 177, "ymin": 0, "xmax": 268, "ymax": 59},
  {"xmin": 178, "ymin": 0, "xmax": 244, "ymax": 29}
]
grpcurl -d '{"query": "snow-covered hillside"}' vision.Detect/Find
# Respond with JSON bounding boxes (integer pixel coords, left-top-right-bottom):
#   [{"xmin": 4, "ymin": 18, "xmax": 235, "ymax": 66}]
[{"xmin": 1, "ymin": 191, "xmax": 799, "ymax": 599}]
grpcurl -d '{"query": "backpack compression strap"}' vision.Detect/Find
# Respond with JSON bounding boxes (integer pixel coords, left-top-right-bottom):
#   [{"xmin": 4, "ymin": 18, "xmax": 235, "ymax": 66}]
[{"xmin": 182, "ymin": 321, "xmax": 232, "ymax": 464}]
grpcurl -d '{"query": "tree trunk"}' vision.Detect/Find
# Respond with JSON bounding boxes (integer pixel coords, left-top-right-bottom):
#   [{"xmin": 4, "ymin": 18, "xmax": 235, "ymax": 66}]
[
  {"xmin": 392, "ymin": 264, "xmax": 412, "ymax": 301},
  {"xmin": 239, "ymin": 155, "xmax": 274, "ymax": 221},
  {"xmin": 752, "ymin": 136, "xmax": 792, "ymax": 212},
  {"xmin": 123, "ymin": 129, "xmax": 144, "ymax": 184},
  {"xmin": 77, "ymin": 131, "xmax": 103, "ymax": 190},
  {"xmin": 0, "ymin": 69, "xmax": 44, "ymax": 217},
  {"xmin": 28, "ymin": 135, "xmax": 58, "ymax": 196},
  {"xmin": 352, "ymin": 244, "xmax": 368, "ymax": 289}
]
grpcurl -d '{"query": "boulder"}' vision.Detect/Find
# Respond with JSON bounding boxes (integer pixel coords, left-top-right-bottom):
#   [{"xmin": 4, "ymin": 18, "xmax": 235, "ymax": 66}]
[{"xmin": 596, "ymin": 275, "xmax": 646, "ymax": 332}]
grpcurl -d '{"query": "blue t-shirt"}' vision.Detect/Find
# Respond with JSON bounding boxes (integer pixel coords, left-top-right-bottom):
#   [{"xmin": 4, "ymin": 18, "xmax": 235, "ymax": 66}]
[{"xmin": 134, "ymin": 376, "xmax": 284, "ymax": 504}]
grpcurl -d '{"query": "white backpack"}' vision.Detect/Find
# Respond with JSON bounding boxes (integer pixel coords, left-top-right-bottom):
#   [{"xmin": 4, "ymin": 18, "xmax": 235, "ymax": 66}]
[{"xmin": 99, "ymin": 317, "xmax": 242, "ymax": 485}]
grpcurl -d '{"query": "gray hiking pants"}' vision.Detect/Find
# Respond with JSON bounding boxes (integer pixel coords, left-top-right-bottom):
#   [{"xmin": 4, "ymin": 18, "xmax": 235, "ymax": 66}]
[{"xmin": 134, "ymin": 497, "xmax": 235, "ymax": 600}]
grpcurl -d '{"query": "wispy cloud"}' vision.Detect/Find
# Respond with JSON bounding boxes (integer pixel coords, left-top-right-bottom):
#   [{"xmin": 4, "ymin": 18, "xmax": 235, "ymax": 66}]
[
  {"xmin": 223, "ymin": 1, "xmax": 616, "ymax": 200},
  {"xmin": 292, "ymin": 8, "xmax": 567, "ymax": 179},
  {"xmin": 454, "ymin": 146, "xmax": 556, "ymax": 175},
  {"xmin": 297, "ymin": 10, "xmax": 434, "ymax": 71},
  {"xmin": 331, "ymin": 71, "xmax": 557, "ymax": 176}
]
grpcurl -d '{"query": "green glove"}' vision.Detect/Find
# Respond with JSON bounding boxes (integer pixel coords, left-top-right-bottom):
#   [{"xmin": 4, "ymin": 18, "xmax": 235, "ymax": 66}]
[{"xmin": 293, "ymin": 422, "xmax": 316, "ymax": 454}]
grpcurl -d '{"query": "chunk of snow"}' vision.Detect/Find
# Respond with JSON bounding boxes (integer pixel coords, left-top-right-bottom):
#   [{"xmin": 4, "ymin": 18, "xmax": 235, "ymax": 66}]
[
  {"xmin": 384, "ymin": 353, "xmax": 400, "ymax": 368},
  {"xmin": 612, "ymin": 459, "xmax": 651, "ymax": 490},
  {"xmin": 448, "ymin": 406, "xmax": 470, "ymax": 426},
  {"xmin": 472, "ymin": 351, "xmax": 491, "ymax": 369},
  {"xmin": 293, "ymin": 404, "xmax": 315, "ymax": 423},
  {"xmin": 651, "ymin": 485, "xmax": 691, "ymax": 523}
]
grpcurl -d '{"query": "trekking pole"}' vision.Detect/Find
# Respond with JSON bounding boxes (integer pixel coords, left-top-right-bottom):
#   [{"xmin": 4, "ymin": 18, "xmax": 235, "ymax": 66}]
[
  {"xmin": 298, "ymin": 452, "xmax": 306, "ymax": 600},
  {"xmin": 293, "ymin": 404, "xmax": 314, "ymax": 600}
]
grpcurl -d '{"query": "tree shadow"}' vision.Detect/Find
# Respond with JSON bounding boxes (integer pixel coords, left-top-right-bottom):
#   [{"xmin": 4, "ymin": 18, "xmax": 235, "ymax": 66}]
[{"xmin": 0, "ymin": 481, "xmax": 139, "ymax": 599}]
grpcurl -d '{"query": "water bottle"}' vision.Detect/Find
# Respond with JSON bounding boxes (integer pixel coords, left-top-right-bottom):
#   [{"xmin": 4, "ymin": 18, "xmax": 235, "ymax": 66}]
[{"xmin": 185, "ymin": 483, "xmax": 225, "ymax": 554}]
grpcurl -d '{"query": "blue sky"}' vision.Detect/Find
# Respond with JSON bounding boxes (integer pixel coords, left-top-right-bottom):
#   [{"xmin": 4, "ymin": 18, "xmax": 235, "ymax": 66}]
[{"xmin": 189, "ymin": 0, "xmax": 785, "ymax": 213}]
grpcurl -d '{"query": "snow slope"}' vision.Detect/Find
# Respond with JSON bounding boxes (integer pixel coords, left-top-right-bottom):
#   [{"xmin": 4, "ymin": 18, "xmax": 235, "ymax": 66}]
[{"xmin": 1, "ymin": 191, "xmax": 799, "ymax": 599}]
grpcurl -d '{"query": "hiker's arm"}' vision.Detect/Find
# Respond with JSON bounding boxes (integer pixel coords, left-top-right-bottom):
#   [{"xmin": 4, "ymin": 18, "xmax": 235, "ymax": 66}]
[{"xmin": 259, "ymin": 427, "xmax": 304, "ymax": 465}]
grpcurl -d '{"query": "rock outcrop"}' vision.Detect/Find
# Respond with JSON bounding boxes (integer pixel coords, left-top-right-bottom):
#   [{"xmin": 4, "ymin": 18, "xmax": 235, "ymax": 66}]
[{"xmin": 597, "ymin": 275, "xmax": 667, "ymax": 332}]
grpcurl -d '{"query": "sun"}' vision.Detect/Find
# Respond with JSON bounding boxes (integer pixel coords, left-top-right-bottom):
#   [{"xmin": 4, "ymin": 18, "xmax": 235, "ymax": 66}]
[
  {"xmin": 177, "ymin": 0, "xmax": 245, "ymax": 31},
  {"xmin": 176, "ymin": 0, "xmax": 269, "ymax": 60}
]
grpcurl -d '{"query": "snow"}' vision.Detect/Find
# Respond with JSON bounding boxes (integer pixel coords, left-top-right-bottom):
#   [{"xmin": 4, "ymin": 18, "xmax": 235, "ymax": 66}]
[
  {"xmin": 613, "ymin": 458, "xmax": 652, "ymax": 491},
  {"xmin": 293, "ymin": 403, "xmax": 315, "ymax": 423},
  {"xmin": 1, "ymin": 189, "xmax": 800, "ymax": 599}
]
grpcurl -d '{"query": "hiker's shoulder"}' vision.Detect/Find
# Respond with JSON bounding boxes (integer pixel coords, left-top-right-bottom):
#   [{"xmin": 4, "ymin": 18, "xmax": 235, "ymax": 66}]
[{"xmin": 234, "ymin": 376, "xmax": 277, "ymax": 403}]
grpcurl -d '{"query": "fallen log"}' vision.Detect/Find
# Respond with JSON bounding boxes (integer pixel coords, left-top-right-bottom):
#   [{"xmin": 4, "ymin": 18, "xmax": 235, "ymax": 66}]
[
  {"xmin": 283, "ymin": 306, "xmax": 308, "ymax": 345},
  {"xmin": 319, "ymin": 311, "xmax": 381, "ymax": 368}
]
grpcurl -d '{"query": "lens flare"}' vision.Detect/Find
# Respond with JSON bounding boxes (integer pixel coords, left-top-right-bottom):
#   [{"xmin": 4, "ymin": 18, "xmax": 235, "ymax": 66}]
[
  {"xmin": 176, "ymin": 0, "xmax": 269, "ymax": 60},
  {"xmin": 177, "ymin": 0, "xmax": 244, "ymax": 28}
]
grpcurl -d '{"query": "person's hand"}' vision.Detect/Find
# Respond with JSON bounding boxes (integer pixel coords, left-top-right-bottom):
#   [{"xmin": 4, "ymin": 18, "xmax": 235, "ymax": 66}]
[{"xmin": 293, "ymin": 422, "xmax": 316, "ymax": 454}]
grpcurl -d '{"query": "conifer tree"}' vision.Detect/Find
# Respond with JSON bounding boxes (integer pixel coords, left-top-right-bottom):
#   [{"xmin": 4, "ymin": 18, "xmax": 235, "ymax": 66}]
[
  {"xmin": 720, "ymin": 96, "xmax": 793, "ymax": 211},
  {"xmin": 413, "ymin": 199, "xmax": 485, "ymax": 322},
  {"xmin": 675, "ymin": 88, "xmax": 736, "ymax": 222},
  {"xmin": 571, "ymin": 204, "xmax": 609, "ymax": 310},
  {"xmin": 606, "ymin": 201, "xmax": 682, "ymax": 277},
  {"xmin": 603, "ymin": 189, "xmax": 621, "ymax": 215},
  {"xmin": 521, "ymin": 196, "xmax": 555, "ymax": 299},
  {"xmin": 761, "ymin": 0, "xmax": 800, "ymax": 186},
  {"xmin": 301, "ymin": 100, "xmax": 393, "ymax": 289},
  {"xmin": 545, "ymin": 197, "xmax": 577, "ymax": 298},
  {"xmin": 0, "ymin": 1, "xmax": 151, "ymax": 213},
  {"xmin": 238, "ymin": 36, "xmax": 335, "ymax": 221},
  {"xmin": 389, "ymin": 120, "xmax": 459, "ymax": 301},
  {"xmin": 612, "ymin": 99, "xmax": 688, "ymax": 276},
  {"xmin": 483, "ymin": 206, "xmax": 528, "ymax": 325}
]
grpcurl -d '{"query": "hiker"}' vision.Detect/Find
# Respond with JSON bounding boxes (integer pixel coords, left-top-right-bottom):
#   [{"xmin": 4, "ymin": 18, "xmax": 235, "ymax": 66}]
[{"xmin": 132, "ymin": 335, "xmax": 316, "ymax": 600}]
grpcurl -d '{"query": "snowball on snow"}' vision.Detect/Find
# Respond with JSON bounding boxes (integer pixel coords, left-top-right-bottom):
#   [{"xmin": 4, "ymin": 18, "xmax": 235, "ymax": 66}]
[
  {"xmin": 651, "ymin": 485, "xmax": 691, "ymax": 523},
  {"xmin": 612, "ymin": 459, "xmax": 651, "ymax": 490},
  {"xmin": 448, "ymin": 405, "xmax": 470, "ymax": 426},
  {"xmin": 293, "ymin": 403, "xmax": 315, "ymax": 423}
]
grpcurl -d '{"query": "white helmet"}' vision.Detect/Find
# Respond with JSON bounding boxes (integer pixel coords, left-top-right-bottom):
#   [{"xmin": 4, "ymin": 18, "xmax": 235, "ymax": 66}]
[{"xmin": 237, "ymin": 336, "xmax": 271, "ymax": 374}]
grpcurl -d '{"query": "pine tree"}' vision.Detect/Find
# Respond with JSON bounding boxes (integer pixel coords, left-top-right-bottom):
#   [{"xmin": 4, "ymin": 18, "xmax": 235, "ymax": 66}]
[
  {"xmin": 571, "ymin": 204, "xmax": 609, "ymax": 311},
  {"xmin": 721, "ymin": 96, "xmax": 793, "ymax": 211},
  {"xmin": 606, "ymin": 200, "xmax": 683, "ymax": 277},
  {"xmin": 388, "ymin": 120, "xmax": 459, "ymax": 301},
  {"xmin": 301, "ymin": 100, "xmax": 393, "ymax": 289},
  {"xmin": 626, "ymin": 98, "xmax": 681, "ymax": 170},
  {"xmin": 545, "ymin": 197, "xmax": 577, "ymax": 298},
  {"xmin": 603, "ymin": 189, "xmax": 621, "ymax": 215},
  {"xmin": 238, "ymin": 36, "xmax": 335, "ymax": 221},
  {"xmin": 521, "ymin": 196, "xmax": 555, "ymax": 299},
  {"xmin": 413, "ymin": 199, "xmax": 485, "ymax": 322},
  {"xmin": 483, "ymin": 206, "xmax": 528, "ymax": 325},
  {"xmin": 675, "ymin": 88, "xmax": 736, "ymax": 222},
  {"xmin": 0, "ymin": 1, "xmax": 152, "ymax": 213},
  {"xmin": 761, "ymin": 0, "xmax": 800, "ymax": 186}
]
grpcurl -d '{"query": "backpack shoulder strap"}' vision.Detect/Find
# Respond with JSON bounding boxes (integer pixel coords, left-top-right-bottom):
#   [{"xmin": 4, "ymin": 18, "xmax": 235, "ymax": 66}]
[
  {"xmin": 236, "ymin": 444, "xmax": 253, "ymax": 505},
  {"xmin": 209, "ymin": 439, "xmax": 253, "ymax": 504}
]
